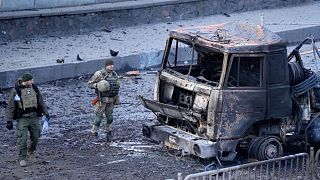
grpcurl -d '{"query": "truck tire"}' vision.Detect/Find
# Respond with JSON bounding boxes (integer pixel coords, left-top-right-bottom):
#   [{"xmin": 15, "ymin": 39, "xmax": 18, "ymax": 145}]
[
  {"xmin": 248, "ymin": 137, "xmax": 265, "ymax": 160},
  {"xmin": 257, "ymin": 136, "xmax": 283, "ymax": 160},
  {"xmin": 248, "ymin": 136, "xmax": 283, "ymax": 161}
]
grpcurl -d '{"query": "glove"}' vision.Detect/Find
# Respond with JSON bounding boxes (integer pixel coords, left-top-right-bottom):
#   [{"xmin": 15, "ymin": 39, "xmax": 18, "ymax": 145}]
[
  {"xmin": 93, "ymin": 83, "xmax": 98, "ymax": 89},
  {"xmin": 45, "ymin": 115, "xmax": 50, "ymax": 122},
  {"xmin": 6, "ymin": 121, "xmax": 13, "ymax": 130}
]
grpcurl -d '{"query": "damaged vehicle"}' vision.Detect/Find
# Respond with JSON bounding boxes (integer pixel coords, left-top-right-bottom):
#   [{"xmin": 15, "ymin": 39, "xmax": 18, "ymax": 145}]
[{"xmin": 139, "ymin": 22, "xmax": 320, "ymax": 162}]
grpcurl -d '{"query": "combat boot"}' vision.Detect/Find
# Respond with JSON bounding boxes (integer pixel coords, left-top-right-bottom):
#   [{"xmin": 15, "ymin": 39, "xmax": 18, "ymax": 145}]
[
  {"xmin": 20, "ymin": 160, "xmax": 27, "ymax": 167},
  {"xmin": 91, "ymin": 125, "xmax": 98, "ymax": 137},
  {"xmin": 106, "ymin": 131, "xmax": 112, "ymax": 142},
  {"xmin": 28, "ymin": 152, "xmax": 36, "ymax": 162}
]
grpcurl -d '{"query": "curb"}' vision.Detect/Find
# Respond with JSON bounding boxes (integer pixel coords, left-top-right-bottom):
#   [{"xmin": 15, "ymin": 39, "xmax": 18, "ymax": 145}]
[
  {"xmin": 0, "ymin": 49, "xmax": 164, "ymax": 89},
  {"xmin": 1, "ymin": 25, "xmax": 320, "ymax": 89}
]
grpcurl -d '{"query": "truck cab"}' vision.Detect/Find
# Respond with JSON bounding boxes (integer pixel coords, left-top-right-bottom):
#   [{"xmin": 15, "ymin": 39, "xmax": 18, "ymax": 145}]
[{"xmin": 139, "ymin": 22, "xmax": 320, "ymax": 161}]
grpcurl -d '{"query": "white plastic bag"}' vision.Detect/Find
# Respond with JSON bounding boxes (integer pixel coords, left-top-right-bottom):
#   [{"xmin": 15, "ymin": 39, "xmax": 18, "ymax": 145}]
[
  {"xmin": 14, "ymin": 94, "xmax": 21, "ymax": 101},
  {"xmin": 41, "ymin": 116, "xmax": 49, "ymax": 135}
]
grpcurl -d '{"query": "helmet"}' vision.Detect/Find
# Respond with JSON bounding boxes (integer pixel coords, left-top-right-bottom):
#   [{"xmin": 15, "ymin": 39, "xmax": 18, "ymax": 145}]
[
  {"xmin": 21, "ymin": 73, "xmax": 33, "ymax": 82},
  {"xmin": 105, "ymin": 59, "xmax": 114, "ymax": 66},
  {"xmin": 97, "ymin": 80, "xmax": 110, "ymax": 92}
]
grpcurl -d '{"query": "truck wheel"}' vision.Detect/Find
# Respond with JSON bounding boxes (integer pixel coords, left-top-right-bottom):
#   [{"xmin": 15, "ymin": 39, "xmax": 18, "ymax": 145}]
[
  {"xmin": 257, "ymin": 137, "xmax": 283, "ymax": 160},
  {"xmin": 248, "ymin": 137, "xmax": 265, "ymax": 160}
]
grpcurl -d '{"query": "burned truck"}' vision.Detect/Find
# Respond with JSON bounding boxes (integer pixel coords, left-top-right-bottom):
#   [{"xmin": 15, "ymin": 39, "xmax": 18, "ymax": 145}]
[{"xmin": 139, "ymin": 22, "xmax": 320, "ymax": 161}]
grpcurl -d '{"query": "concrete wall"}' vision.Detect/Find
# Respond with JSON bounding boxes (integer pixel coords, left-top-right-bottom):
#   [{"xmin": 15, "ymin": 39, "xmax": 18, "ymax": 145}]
[
  {"xmin": 0, "ymin": 0, "xmax": 129, "ymax": 11},
  {"xmin": 1, "ymin": 0, "xmax": 319, "ymax": 41}
]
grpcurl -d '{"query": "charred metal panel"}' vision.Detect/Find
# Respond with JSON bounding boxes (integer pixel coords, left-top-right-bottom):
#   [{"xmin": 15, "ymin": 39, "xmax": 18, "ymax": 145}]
[
  {"xmin": 161, "ymin": 38, "xmax": 173, "ymax": 70},
  {"xmin": 153, "ymin": 72, "xmax": 160, "ymax": 101},
  {"xmin": 207, "ymin": 90, "xmax": 222, "ymax": 140},
  {"xmin": 143, "ymin": 122, "xmax": 218, "ymax": 159},
  {"xmin": 267, "ymin": 51, "xmax": 292, "ymax": 118},
  {"xmin": 160, "ymin": 69, "xmax": 215, "ymax": 95},
  {"xmin": 219, "ymin": 90, "xmax": 266, "ymax": 139},
  {"xmin": 139, "ymin": 96, "xmax": 200, "ymax": 123},
  {"xmin": 219, "ymin": 139, "xmax": 238, "ymax": 153},
  {"xmin": 192, "ymin": 94, "xmax": 209, "ymax": 113},
  {"xmin": 267, "ymin": 87, "xmax": 292, "ymax": 117},
  {"xmin": 169, "ymin": 22, "xmax": 287, "ymax": 54},
  {"xmin": 162, "ymin": 83, "xmax": 174, "ymax": 102}
]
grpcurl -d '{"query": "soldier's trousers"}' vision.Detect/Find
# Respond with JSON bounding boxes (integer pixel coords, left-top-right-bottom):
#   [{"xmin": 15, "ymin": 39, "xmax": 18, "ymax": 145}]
[
  {"xmin": 16, "ymin": 117, "xmax": 40, "ymax": 160},
  {"xmin": 93, "ymin": 101, "xmax": 114, "ymax": 132}
]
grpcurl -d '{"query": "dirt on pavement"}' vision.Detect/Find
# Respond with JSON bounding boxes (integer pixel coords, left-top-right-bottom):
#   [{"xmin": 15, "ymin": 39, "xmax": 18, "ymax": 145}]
[{"xmin": 0, "ymin": 71, "xmax": 210, "ymax": 180}]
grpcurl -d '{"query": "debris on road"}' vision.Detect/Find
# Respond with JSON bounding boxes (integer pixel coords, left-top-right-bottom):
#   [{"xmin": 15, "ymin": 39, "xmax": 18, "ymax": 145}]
[
  {"xmin": 56, "ymin": 58, "xmax": 65, "ymax": 63},
  {"xmin": 110, "ymin": 49, "xmax": 119, "ymax": 57},
  {"xmin": 125, "ymin": 70, "xmax": 140, "ymax": 76},
  {"xmin": 76, "ymin": 54, "xmax": 83, "ymax": 61}
]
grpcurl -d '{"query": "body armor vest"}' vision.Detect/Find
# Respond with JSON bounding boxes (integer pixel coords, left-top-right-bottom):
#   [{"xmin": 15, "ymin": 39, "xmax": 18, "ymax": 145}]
[
  {"xmin": 20, "ymin": 87, "xmax": 38, "ymax": 110},
  {"xmin": 14, "ymin": 85, "xmax": 41, "ymax": 119},
  {"xmin": 100, "ymin": 71, "xmax": 120, "ymax": 97}
]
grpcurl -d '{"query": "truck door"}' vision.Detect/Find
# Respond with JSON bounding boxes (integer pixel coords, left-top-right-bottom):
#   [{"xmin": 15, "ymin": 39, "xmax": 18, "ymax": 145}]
[
  {"xmin": 267, "ymin": 52, "xmax": 292, "ymax": 118},
  {"xmin": 220, "ymin": 54, "xmax": 266, "ymax": 140}
]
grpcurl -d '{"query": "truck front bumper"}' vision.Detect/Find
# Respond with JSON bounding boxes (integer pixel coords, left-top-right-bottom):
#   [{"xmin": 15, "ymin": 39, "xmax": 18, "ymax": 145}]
[{"xmin": 143, "ymin": 121, "xmax": 218, "ymax": 159}]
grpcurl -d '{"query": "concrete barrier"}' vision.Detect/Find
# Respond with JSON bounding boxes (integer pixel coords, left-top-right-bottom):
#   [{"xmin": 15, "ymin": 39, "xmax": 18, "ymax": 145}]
[
  {"xmin": 277, "ymin": 26, "xmax": 320, "ymax": 45},
  {"xmin": 0, "ymin": 49, "xmax": 164, "ymax": 88},
  {"xmin": 1, "ymin": 25, "xmax": 320, "ymax": 89}
]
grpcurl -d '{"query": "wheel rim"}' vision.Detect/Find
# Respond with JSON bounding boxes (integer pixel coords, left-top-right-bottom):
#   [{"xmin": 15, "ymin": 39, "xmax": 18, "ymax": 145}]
[
  {"xmin": 264, "ymin": 143, "xmax": 278, "ymax": 159},
  {"xmin": 258, "ymin": 137, "xmax": 283, "ymax": 160}
]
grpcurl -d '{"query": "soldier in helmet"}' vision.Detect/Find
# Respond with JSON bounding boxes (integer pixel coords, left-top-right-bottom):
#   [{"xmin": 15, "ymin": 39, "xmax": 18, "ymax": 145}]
[
  {"xmin": 5, "ymin": 73, "xmax": 50, "ymax": 167},
  {"xmin": 88, "ymin": 59, "xmax": 120, "ymax": 142}
]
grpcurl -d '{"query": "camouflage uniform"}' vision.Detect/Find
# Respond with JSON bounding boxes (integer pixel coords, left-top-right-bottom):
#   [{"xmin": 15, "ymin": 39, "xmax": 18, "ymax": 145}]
[
  {"xmin": 88, "ymin": 60, "xmax": 120, "ymax": 141},
  {"xmin": 6, "ymin": 76, "xmax": 49, "ymax": 164}
]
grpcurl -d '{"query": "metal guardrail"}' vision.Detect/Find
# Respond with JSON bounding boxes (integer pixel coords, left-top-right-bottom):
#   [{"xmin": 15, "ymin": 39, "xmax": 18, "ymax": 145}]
[
  {"xmin": 315, "ymin": 148, "xmax": 320, "ymax": 179},
  {"xmin": 177, "ymin": 148, "xmax": 320, "ymax": 180},
  {"xmin": 178, "ymin": 148, "xmax": 320, "ymax": 180}
]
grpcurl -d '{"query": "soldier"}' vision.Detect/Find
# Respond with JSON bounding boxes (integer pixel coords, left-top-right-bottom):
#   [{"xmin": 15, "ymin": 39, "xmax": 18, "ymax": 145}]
[
  {"xmin": 6, "ymin": 73, "xmax": 50, "ymax": 167},
  {"xmin": 88, "ymin": 59, "xmax": 120, "ymax": 142}
]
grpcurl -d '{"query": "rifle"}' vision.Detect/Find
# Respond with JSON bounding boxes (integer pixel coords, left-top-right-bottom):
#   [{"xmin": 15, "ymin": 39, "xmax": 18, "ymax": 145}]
[{"xmin": 98, "ymin": 92, "xmax": 101, "ymax": 106}]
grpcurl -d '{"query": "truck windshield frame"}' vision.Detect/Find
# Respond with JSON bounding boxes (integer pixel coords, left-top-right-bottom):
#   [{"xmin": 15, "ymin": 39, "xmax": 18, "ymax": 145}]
[{"xmin": 162, "ymin": 37, "xmax": 225, "ymax": 87}]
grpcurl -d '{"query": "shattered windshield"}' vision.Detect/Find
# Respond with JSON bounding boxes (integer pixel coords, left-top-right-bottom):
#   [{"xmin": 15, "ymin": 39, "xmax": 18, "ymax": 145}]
[{"xmin": 164, "ymin": 38, "xmax": 224, "ymax": 86}]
